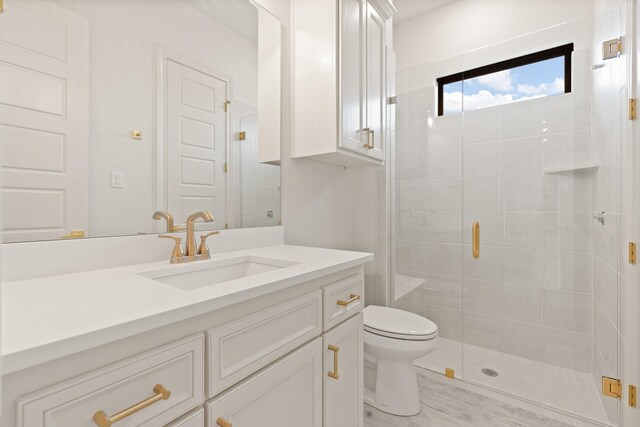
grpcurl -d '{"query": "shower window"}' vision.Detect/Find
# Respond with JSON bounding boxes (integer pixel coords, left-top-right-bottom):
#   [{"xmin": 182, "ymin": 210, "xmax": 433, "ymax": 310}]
[{"xmin": 437, "ymin": 43, "xmax": 573, "ymax": 115}]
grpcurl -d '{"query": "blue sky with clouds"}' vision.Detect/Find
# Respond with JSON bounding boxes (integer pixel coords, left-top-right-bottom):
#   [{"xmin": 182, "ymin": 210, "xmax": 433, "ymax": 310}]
[{"xmin": 443, "ymin": 56, "xmax": 565, "ymax": 114}]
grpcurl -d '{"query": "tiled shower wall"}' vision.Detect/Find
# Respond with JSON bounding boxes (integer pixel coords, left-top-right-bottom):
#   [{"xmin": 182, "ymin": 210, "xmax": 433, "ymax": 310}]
[{"xmin": 393, "ymin": 35, "xmax": 604, "ymax": 372}]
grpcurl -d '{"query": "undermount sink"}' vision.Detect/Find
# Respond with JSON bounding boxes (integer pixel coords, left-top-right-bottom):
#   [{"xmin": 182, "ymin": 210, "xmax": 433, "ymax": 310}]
[{"xmin": 140, "ymin": 256, "xmax": 299, "ymax": 290}]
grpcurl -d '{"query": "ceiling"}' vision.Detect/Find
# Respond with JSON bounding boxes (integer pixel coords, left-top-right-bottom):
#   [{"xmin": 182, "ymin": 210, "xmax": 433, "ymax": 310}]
[
  {"xmin": 393, "ymin": 0, "xmax": 459, "ymax": 24},
  {"xmin": 182, "ymin": 0, "xmax": 259, "ymax": 42}
]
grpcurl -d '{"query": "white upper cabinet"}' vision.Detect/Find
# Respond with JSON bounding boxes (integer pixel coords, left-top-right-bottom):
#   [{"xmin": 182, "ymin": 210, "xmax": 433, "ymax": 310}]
[
  {"xmin": 340, "ymin": 0, "xmax": 366, "ymax": 154},
  {"xmin": 291, "ymin": 0, "xmax": 395, "ymax": 166},
  {"xmin": 364, "ymin": 3, "xmax": 386, "ymax": 161}
]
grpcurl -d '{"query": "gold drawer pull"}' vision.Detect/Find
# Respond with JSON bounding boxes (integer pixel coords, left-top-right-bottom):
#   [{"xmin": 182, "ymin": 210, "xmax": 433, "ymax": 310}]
[
  {"xmin": 337, "ymin": 294, "xmax": 361, "ymax": 307},
  {"xmin": 217, "ymin": 417, "xmax": 233, "ymax": 427},
  {"xmin": 328, "ymin": 345, "xmax": 340, "ymax": 380},
  {"xmin": 92, "ymin": 384, "xmax": 171, "ymax": 427}
]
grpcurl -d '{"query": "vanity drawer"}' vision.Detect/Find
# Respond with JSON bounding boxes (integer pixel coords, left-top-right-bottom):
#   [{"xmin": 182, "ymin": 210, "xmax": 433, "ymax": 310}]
[
  {"xmin": 17, "ymin": 335, "xmax": 205, "ymax": 427},
  {"xmin": 207, "ymin": 290, "xmax": 322, "ymax": 397},
  {"xmin": 323, "ymin": 271, "xmax": 364, "ymax": 330},
  {"xmin": 165, "ymin": 408, "xmax": 204, "ymax": 427}
]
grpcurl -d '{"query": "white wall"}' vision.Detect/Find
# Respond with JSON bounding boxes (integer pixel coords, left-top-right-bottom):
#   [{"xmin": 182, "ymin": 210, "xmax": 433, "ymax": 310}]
[
  {"xmin": 52, "ymin": 0, "xmax": 259, "ymax": 237},
  {"xmin": 395, "ymin": 0, "xmax": 593, "ymax": 71}
]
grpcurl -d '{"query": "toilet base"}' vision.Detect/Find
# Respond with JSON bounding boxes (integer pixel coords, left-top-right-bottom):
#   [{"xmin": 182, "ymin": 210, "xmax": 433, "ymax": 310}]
[{"xmin": 364, "ymin": 358, "xmax": 420, "ymax": 417}]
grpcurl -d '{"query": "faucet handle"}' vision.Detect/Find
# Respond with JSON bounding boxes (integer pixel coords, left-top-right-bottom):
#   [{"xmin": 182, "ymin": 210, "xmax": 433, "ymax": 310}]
[
  {"xmin": 198, "ymin": 231, "xmax": 220, "ymax": 256},
  {"xmin": 159, "ymin": 234, "xmax": 184, "ymax": 263}
]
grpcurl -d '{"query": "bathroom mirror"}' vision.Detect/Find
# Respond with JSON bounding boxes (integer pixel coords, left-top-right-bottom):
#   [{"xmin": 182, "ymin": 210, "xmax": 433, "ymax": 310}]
[{"xmin": 0, "ymin": 0, "xmax": 282, "ymax": 243}]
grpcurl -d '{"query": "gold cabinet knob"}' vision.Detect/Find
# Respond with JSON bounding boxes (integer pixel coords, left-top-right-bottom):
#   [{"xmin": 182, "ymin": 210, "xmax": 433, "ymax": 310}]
[{"xmin": 217, "ymin": 417, "xmax": 232, "ymax": 427}]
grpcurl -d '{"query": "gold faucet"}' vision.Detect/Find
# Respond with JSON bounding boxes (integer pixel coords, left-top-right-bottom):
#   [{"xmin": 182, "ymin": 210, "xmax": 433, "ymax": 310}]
[
  {"xmin": 158, "ymin": 211, "xmax": 218, "ymax": 263},
  {"xmin": 152, "ymin": 211, "xmax": 186, "ymax": 232}
]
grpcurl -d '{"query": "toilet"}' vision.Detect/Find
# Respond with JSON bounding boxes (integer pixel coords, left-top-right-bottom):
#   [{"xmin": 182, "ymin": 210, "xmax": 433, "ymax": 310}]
[{"xmin": 363, "ymin": 305, "xmax": 438, "ymax": 416}]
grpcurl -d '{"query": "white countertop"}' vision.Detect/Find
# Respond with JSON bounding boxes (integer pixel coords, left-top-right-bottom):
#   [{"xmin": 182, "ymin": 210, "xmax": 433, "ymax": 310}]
[{"xmin": 1, "ymin": 244, "xmax": 373, "ymax": 375}]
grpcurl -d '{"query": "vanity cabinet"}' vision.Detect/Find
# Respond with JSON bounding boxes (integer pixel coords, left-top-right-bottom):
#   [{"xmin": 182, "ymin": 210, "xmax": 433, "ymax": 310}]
[
  {"xmin": 291, "ymin": 0, "xmax": 395, "ymax": 166},
  {"xmin": 9, "ymin": 266, "xmax": 365, "ymax": 427}
]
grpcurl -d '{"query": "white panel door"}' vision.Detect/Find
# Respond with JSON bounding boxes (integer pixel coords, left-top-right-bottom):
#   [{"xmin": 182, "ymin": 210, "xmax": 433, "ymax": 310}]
[
  {"xmin": 340, "ymin": 0, "xmax": 366, "ymax": 152},
  {"xmin": 365, "ymin": 1, "xmax": 385, "ymax": 161},
  {"xmin": 323, "ymin": 313, "xmax": 363, "ymax": 427},
  {"xmin": 206, "ymin": 338, "xmax": 322, "ymax": 427},
  {"xmin": 166, "ymin": 59, "xmax": 227, "ymax": 229},
  {"xmin": 0, "ymin": 0, "xmax": 89, "ymax": 242}
]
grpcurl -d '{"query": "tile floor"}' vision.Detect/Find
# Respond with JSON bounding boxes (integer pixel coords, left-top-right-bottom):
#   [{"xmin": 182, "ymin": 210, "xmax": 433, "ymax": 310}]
[
  {"xmin": 364, "ymin": 368, "xmax": 577, "ymax": 427},
  {"xmin": 414, "ymin": 337, "xmax": 610, "ymax": 425}
]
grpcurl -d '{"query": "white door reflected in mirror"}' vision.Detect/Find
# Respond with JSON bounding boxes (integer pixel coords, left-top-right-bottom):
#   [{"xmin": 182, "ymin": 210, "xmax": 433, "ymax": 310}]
[
  {"xmin": 0, "ymin": 0, "xmax": 282, "ymax": 243},
  {"xmin": 163, "ymin": 58, "xmax": 228, "ymax": 231}
]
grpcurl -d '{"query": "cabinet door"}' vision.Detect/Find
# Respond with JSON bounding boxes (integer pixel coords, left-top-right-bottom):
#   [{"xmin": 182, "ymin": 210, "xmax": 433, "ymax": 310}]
[
  {"xmin": 324, "ymin": 313, "xmax": 363, "ymax": 427},
  {"xmin": 340, "ymin": 0, "xmax": 366, "ymax": 152},
  {"xmin": 365, "ymin": 2, "xmax": 385, "ymax": 161},
  {"xmin": 206, "ymin": 339, "xmax": 322, "ymax": 427}
]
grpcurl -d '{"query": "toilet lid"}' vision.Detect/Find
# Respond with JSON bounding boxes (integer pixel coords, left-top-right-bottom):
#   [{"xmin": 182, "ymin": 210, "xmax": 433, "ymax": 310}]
[{"xmin": 363, "ymin": 306, "xmax": 438, "ymax": 340}]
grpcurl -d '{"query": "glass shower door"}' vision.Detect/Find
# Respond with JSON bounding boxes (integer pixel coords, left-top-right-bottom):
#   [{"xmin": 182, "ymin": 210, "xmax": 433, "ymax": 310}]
[
  {"xmin": 392, "ymin": 56, "xmax": 464, "ymax": 378},
  {"xmin": 460, "ymin": 11, "xmax": 625, "ymax": 425}
]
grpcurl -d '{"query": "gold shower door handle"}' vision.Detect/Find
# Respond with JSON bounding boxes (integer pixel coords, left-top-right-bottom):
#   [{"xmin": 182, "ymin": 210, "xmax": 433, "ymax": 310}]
[
  {"xmin": 328, "ymin": 345, "xmax": 340, "ymax": 380},
  {"xmin": 472, "ymin": 222, "xmax": 480, "ymax": 259},
  {"xmin": 93, "ymin": 384, "xmax": 171, "ymax": 427}
]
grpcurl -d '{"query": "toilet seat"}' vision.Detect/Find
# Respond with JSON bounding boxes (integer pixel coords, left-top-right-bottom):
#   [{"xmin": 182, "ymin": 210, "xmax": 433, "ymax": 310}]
[{"xmin": 363, "ymin": 306, "xmax": 437, "ymax": 341}]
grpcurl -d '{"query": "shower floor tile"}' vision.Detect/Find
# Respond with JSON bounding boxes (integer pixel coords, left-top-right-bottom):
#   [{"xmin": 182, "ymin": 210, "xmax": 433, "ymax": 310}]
[{"xmin": 414, "ymin": 337, "xmax": 611, "ymax": 426}]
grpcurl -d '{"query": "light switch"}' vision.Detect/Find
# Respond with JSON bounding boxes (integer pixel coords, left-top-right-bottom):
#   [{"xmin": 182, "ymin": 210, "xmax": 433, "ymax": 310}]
[{"xmin": 111, "ymin": 171, "xmax": 125, "ymax": 188}]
